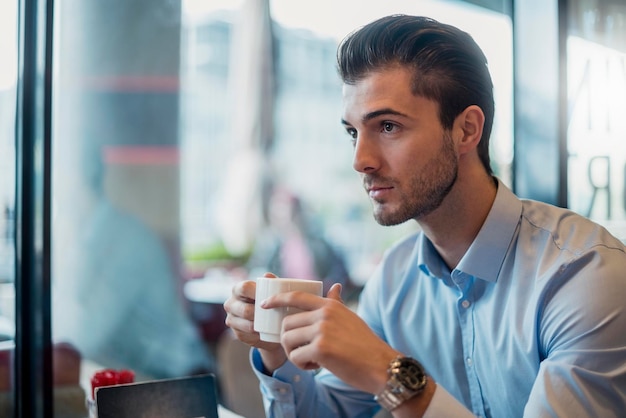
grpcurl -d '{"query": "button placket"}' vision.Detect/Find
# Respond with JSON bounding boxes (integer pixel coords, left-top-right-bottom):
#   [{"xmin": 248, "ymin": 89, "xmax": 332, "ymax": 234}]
[{"xmin": 454, "ymin": 273, "xmax": 485, "ymax": 416}]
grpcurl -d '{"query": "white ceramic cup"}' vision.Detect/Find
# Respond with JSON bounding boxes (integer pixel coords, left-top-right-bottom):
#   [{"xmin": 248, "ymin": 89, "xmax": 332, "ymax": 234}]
[{"xmin": 254, "ymin": 277, "xmax": 323, "ymax": 343}]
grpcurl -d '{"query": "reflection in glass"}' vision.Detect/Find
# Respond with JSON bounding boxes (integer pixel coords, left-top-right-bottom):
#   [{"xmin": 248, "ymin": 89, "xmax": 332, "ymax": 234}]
[
  {"xmin": 567, "ymin": 0, "xmax": 626, "ymax": 240},
  {"xmin": 51, "ymin": 1, "xmax": 214, "ymax": 415}
]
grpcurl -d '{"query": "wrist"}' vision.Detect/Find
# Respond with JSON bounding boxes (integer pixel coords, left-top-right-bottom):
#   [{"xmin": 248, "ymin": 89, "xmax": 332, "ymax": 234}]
[
  {"xmin": 391, "ymin": 377, "xmax": 436, "ymax": 418},
  {"xmin": 370, "ymin": 349, "xmax": 404, "ymax": 394},
  {"xmin": 259, "ymin": 347, "xmax": 287, "ymax": 375}
]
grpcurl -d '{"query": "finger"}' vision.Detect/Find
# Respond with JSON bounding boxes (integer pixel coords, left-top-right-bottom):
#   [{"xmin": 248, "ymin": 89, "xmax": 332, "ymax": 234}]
[
  {"xmin": 281, "ymin": 309, "xmax": 315, "ymax": 335},
  {"xmin": 263, "ymin": 272, "xmax": 278, "ymax": 278},
  {"xmin": 224, "ymin": 298, "xmax": 256, "ymax": 321},
  {"xmin": 281, "ymin": 319, "xmax": 315, "ymax": 347},
  {"xmin": 285, "ymin": 337, "xmax": 321, "ymax": 370},
  {"xmin": 226, "ymin": 316, "xmax": 281, "ymax": 350},
  {"xmin": 231, "ymin": 280, "xmax": 257, "ymax": 303},
  {"xmin": 224, "ymin": 313, "xmax": 256, "ymax": 334},
  {"xmin": 261, "ymin": 290, "xmax": 322, "ymax": 311},
  {"xmin": 327, "ymin": 283, "xmax": 343, "ymax": 302},
  {"xmin": 232, "ymin": 328, "xmax": 277, "ymax": 350}
]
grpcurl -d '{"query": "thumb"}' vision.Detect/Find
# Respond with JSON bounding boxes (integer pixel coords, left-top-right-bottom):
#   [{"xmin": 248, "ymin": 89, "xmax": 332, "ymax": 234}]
[{"xmin": 327, "ymin": 283, "xmax": 343, "ymax": 302}]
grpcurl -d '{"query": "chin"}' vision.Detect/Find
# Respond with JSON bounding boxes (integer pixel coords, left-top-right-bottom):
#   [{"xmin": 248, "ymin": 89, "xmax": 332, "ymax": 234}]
[{"xmin": 373, "ymin": 210, "xmax": 408, "ymax": 227}]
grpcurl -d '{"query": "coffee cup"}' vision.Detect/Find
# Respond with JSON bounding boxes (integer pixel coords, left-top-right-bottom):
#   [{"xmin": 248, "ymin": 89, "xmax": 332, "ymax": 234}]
[{"xmin": 254, "ymin": 277, "xmax": 323, "ymax": 343}]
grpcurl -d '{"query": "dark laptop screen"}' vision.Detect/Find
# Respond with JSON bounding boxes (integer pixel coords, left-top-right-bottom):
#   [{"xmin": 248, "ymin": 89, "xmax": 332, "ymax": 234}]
[{"xmin": 96, "ymin": 374, "xmax": 219, "ymax": 418}]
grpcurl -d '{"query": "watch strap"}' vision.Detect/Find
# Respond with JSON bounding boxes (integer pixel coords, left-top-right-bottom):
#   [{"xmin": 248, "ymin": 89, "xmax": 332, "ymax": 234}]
[
  {"xmin": 374, "ymin": 377, "xmax": 406, "ymax": 410},
  {"xmin": 375, "ymin": 356, "xmax": 427, "ymax": 411}
]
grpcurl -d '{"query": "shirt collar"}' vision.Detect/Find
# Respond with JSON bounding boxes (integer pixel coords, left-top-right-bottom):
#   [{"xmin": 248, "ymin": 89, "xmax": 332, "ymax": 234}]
[{"xmin": 418, "ymin": 178, "xmax": 522, "ymax": 283}]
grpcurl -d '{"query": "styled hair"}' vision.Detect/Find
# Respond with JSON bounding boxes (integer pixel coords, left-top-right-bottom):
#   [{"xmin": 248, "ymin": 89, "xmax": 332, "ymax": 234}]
[{"xmin": 337, "ymin": 15, "xmax": 495, "ymax": 174}]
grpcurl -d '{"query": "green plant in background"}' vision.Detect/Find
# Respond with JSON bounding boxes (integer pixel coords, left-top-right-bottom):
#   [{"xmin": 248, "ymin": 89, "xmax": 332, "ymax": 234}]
[{"xmin": 184, "ymin": 240, "xmax": 252, "ymax": 266}]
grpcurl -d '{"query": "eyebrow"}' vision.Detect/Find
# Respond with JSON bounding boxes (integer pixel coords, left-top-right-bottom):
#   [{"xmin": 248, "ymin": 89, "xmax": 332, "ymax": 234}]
[{"xmin": 341, "ymin": 108, "xmax": 409, "ymax": 126}]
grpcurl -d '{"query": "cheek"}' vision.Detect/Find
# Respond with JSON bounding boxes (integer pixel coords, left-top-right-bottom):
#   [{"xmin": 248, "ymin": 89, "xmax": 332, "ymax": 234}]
[{"xmin": 391, "ymin": 149, "xmax": 423, "ymax": 174}]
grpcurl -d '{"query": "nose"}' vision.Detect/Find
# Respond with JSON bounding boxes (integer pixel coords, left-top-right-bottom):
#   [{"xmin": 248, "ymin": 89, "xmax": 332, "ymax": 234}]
[{"xmin": 352, "ymin": 134, "xmax": 379, "ymax": 174}]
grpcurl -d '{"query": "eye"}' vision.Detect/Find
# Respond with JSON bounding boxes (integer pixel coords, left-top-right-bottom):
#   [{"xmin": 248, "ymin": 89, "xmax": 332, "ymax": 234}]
[
  {"xmin": 345, "ymin": 127, "xmax": 357, "ymax": 142},
  {"xmin": 381, "ymin": 122, "xmax": 397, "ymax": 133}
]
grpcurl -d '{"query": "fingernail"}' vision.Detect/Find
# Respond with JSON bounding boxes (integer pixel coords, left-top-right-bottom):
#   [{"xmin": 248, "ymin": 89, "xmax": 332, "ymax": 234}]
[{"xmin": 260, "ymin": 299, "xmax": 268, "ymax": 308}]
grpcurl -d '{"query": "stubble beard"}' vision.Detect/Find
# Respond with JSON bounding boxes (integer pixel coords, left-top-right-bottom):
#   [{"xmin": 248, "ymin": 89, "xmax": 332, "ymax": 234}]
[{"xmin": 371, "ymin": 132, "xmax": 459, "ymax": 226}]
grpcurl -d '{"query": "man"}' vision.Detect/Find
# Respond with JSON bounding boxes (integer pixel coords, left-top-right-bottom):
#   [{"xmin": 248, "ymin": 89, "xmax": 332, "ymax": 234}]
[{"xmin": 224, "ymin": 15, "xmax": 626, "ymax": 417}]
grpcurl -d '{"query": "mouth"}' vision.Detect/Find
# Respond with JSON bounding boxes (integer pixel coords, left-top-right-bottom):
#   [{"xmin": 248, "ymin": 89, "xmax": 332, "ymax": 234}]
[{"xmin": 366, "ymin": 184, "xmax": 394, "ymax": 200}]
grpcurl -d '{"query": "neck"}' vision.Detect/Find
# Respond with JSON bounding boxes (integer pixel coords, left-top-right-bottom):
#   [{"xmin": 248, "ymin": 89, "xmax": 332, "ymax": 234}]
[{"xmin": 417, "ymin": 169, "xmax": 497, "ymax": 270}]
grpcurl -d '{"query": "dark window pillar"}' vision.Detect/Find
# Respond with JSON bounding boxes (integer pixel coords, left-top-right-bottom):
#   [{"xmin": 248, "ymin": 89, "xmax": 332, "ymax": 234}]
[{"xmin": 513, "ymin": 0, "xmax": 568, "ymax": 206}]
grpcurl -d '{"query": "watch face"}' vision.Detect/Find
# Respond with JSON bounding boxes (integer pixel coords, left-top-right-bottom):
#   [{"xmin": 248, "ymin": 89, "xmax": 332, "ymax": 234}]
[{"xmin": 394, "ymin": 358, "xmax": 426, "ymax": 391}]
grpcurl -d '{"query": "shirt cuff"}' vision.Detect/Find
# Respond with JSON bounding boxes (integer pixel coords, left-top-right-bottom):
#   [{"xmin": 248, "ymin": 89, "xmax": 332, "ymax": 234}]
[
  {"xmin": 250, "ymin": 348, "xmax": 316, "ymax": 402},
  {"xmin": 423, "ymin": 384, "xmax": 475, "ymax": 418}
]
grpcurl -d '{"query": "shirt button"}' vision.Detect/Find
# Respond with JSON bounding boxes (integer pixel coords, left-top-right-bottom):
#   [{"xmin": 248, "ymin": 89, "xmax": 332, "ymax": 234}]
[
  {"xmin": 461, "ymin": 300, "xmax": 471, "ymax": 308},
  {"xmin": 466, "ymin": 357, "xmax": 473, "ymax": 367},
  {"xmin": 293, "ymin": 374, "xmax": 301, "ymax": 383},
  {"xmin": 279, "ymin": 388, "xmax": 288, "ymax": 394}
]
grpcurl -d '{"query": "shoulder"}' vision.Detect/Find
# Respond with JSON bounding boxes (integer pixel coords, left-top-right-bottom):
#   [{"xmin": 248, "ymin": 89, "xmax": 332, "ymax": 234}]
[
  {"xmin": 519, "ymin": 199, "xmax": 625, "ymax": 257},
  {"xmin": 515, "ymin": 200, "xmax": 626, "ymax": 301},
  {"xmin": 515, "ymin": 202, "xmax": 626, "ymax": 348}
]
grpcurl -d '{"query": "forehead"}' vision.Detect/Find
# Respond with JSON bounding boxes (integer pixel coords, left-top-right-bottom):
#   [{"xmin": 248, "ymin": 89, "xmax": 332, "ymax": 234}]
[{"xmin": 341, "ymin": 66, "xmax": 438, "ymax": 123}]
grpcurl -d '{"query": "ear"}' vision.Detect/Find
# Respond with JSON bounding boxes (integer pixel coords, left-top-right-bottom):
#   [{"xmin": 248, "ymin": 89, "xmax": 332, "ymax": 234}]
[{"xmin": 454, "ymin": 105, "xmax": 485, "ymax": 155}]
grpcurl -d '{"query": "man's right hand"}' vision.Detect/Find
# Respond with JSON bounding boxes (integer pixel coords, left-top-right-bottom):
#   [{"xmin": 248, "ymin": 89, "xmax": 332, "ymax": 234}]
[{"xmin": 223, "ymin": 273, "xmax": 288, "ymax": 373}]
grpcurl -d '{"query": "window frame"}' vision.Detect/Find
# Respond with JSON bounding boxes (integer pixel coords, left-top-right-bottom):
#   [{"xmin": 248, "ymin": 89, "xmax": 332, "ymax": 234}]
[{"xmin": 14, "ymin": 0, "xmax": 54, "ymax": 415}]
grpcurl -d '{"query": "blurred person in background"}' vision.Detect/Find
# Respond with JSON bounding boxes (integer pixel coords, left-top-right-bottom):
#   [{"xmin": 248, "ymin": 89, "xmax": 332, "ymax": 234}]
[
  {"xmin": 247, "ymin": 185, "xmax": 352, "ymax": 294},
  {"xmin": 52, "ymin": 143, "xmax": 214, "ymax": 379}
]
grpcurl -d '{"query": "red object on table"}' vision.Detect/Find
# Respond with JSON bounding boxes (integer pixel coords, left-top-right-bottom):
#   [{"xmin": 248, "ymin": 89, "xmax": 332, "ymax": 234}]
[{"xmin": 90, "ymin": 369, "xmax": 135, "ymax": 399}]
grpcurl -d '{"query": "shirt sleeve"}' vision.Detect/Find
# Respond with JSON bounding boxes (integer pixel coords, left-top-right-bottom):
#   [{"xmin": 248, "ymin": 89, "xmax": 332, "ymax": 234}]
[
  {"xmin": 251, "ymin": 348, "xmax": 312, "ymax": 418},
  {"xmin": 250, "ymin": 348, "xmax": 381, "ymax": 417},
  {"xmin": 251, "ymin": 344, "xmax": 477, "ymax": 418},
  {"xmin": 523, "ymin": 246, "xmax": 626, "ymax": 416},
  {"xmin": 423, "ymin": 385, "xmax": 477, "ymax": 418}
]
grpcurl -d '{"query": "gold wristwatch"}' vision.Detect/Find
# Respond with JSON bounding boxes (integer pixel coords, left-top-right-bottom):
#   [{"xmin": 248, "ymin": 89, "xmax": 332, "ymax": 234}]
[{"xmin": 374, "ymin": 356, "xmax": 428, "ymax": 411}]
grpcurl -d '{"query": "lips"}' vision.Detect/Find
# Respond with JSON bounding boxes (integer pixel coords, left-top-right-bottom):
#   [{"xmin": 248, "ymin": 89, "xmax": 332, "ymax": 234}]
[
  {"xmin": 364, "ymin": 174, "xmax": 395, "ymax": 199},
  {"xmin": 366, "ymin": 184, "xmax": 394, "ymax": 200}
]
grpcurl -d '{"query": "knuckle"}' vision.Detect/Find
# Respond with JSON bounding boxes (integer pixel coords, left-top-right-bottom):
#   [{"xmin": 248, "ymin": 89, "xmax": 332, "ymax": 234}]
[
  {"xmin": 244, "ymin": 303, "xmax": 255, "ymax": 320},
  {"xmin": 318, "ymin": 304, "xmax": 334, "ymax": 320},
  {"xmin": 241, "ymin": 281, "xmax": 256, "ymax": 297},
  {"xmin": 246, "ymin": 321, "xmax": 256, "ymax": 333},
  {"xmin": 314, "ymin": 338, "xmax": 333, "ymax": 359}
]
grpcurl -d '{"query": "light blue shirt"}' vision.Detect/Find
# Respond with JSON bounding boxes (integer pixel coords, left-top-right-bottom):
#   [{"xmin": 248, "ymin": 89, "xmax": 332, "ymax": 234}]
[{"xmin": 252, "ymin": 180, "xmax": 626, "ymax": 417}]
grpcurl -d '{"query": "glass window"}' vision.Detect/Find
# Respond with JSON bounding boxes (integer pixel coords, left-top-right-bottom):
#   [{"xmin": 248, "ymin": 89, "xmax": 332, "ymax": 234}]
[
  {"xmin": 0, "ymin": 0, "xmax": 17, "ymax": 414},
  {"xmin": 51, "ymin": 1, "xmax": 214, "ymax": 416},
  {"xmin": 567, "ymin": 0, "xmax": 626, "ymax": 241},
  {"xmin": 49, "ymin": 1, "xmax": 512, "ymax": 415},
  {"xmin": 181, "ymin": 0, "xmax": 513, "ymax": 287}
]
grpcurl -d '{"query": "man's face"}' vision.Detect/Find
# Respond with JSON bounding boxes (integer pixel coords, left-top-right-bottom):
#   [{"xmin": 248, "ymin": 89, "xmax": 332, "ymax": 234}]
[{"xmin": 341, "ymin": 66, "xmax": 458, "ymax": 226}]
